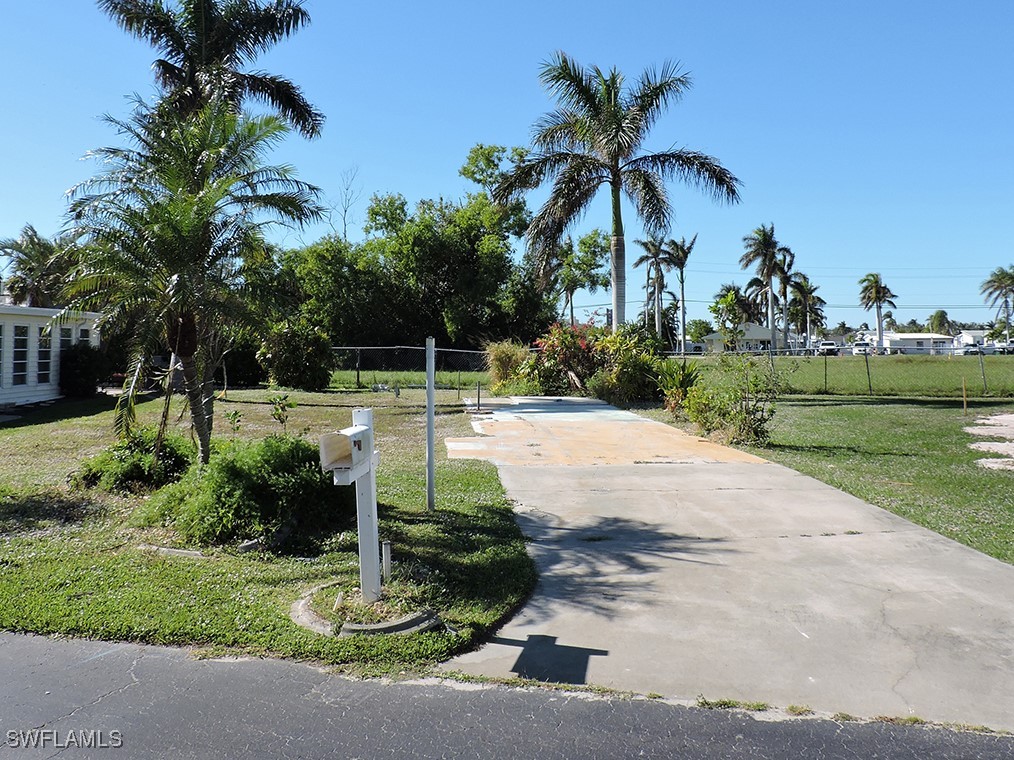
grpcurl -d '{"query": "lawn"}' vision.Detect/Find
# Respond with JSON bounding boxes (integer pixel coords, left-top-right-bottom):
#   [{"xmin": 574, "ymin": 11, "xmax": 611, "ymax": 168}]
[
  {"xmin": 0, "ymin": 389, "xmax": 534, "ymax": 674},
  {"xmin": 643, "ymin": 397, "xmax": 1014, "ymax": 564}
]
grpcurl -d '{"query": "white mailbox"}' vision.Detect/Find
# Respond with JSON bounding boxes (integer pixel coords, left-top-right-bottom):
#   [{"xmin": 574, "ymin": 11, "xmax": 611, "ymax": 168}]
[
  {"xmin": 319, "ymin": 409, "xmax": 382, "ymax": 603},
  {"xmin": 319, "ymin": 424, "xmax": 373, "ymax": 486}
]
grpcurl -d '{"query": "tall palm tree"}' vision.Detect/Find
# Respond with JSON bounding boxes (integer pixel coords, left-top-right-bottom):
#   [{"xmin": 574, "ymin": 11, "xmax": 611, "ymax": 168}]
[
  {"xmin": 788, "ymin": 272, "xmax": 825, "ymax": 349},
  {"xmin": 927, "ymin": 309, "xmax": 953, "ymax": 335},
  {"xmin": 664, "ymin": 234, "xmax": 696, "ymax": 353},
  {"xmin": 99, "ymin": 0, "xmax": 324, "ymax": 138},
  {"xmin": 775, "ymin": 246, "xmax": 795, "ymax": 350},
  {"xmin": 0, "ymin": 225, "xmax": 79, "ymax": 307},
  {"xmin": 493, "ymin": 52, "xmax": 740, "ymax": 332},
  {"xmin": 981, "ymin": 265, "xmax": 1014, "ymax": 346},
  {"xmin": 858, "ymin": 272, "xmax": 897, "ymax": 349},
  {"xmin": 66, "ymin": 100, "xmax": 322, "ymax": 463},
  {"xmin": 740, "ymin": 224, "xmax": 790, "ymax": 351},
  {"xmin": 633, "ymin": 236, "xmax": 667, "ymax": 336}
]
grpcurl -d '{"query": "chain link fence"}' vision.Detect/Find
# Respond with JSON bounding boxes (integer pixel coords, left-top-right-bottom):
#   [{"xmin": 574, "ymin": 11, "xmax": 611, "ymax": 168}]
[
  {"xmin": 331, "ymin": 346, "xmax": 488, "ymax": 390},
  {"xmin": 685, "ymin": 351, "xmax": 1014, "ymax": 398}
]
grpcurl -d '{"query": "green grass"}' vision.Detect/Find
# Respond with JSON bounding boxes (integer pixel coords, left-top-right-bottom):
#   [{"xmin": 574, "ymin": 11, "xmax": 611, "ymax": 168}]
[
  {"xmin": 330, "ymin": 369, "xmax": 489, "ymax": 390},
  {"xmin": 689, "ymin": 354, "xmax": 1014, "ymax": 397},
  {"xmin": 0, "ymin": 388, "xmax": 534, "ymax": 674}
]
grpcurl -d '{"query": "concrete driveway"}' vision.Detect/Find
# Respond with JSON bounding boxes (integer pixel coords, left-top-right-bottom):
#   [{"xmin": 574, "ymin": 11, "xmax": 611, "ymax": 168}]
[{"xmin": 443, "ymin": 397, "xmax": 1014, "ymax": 731}]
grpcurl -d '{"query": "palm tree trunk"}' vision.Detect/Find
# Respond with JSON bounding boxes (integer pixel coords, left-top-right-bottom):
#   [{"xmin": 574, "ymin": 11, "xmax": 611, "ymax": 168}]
[
  {"xmin": 875, "ymin": 303, "xmax": 884, "ymax": 349},
  {"xmin": 679, "ymin": 274, "xmax": 687, "ymax": 354},
  {"xmin": 805, "ymin": 298, "xmax": 812, "ymax": 353},
  {"xmin": 180, "ymin": 353, "xmax": 212, "ymax": 464},
  {"xmin": 610, "ymin": 181, "xmax": 625, "ymax": 331},
  {"xmin": 767, "ymin": 277, "xmax": 776, "ymax": 352},
  {"xmin": 644, "ymin": 267, "xmax": 652, "ymax": 329},
  {"xmin": 781, "ymin": 287, "xmax": 789, "ymax": 350},
  {"xmin": 654, "ymin": 279, "xmax": 663, "ymax": 338}
]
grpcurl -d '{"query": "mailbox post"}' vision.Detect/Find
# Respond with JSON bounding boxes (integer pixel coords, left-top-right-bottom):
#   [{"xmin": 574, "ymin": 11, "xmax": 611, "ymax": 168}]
[{"xmin": 319, "ymin": 408, "xmax": 381, "ymax": 602}]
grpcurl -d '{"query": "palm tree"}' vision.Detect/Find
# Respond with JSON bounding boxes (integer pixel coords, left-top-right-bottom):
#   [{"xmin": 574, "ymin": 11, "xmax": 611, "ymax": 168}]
[
  {"xmin": 858, "ymin": 273, "xmax": 897, "ymax": 349},
  {"xmin": 664, "ymin": 234, "xmax": 696, "ymax": 353},
  {"xmin": 927, "ymin": 309, "xmax": 953, "ymax": 335},
  {"xmin": 714, "ymin": 283, "xmax": 760, "ymax": 326},
  {"xmin": 788, "ymin": 273, "xmax": 825, "ymax": 349},
  {"xmin": 740, "ymin": 224, "xmax": 790, "ymax": 351},
  {"xmin": 99, "ymin": 0, "xmax": 324, "ymax": 138},
  {"xmin": 981, "ymin": 266, "xmax": 1014, "ymax": 346},
  {"xmin": 0, "ymin": 225, "xmax": 79, "ymax": 307},
  {"xmin": 66, "ymin": 100, "xmax": 322, "ymax": 463},
  {"xmin": 633, "ymin": 236, "xmax": 666, "ymax": 336},
  {"xmin": 775, "ymin": 247, "xmax": 795, "ymax": 350},
  {"xmin": 493, "ymin": 52, "xmax": 740, "ymax": 332}
]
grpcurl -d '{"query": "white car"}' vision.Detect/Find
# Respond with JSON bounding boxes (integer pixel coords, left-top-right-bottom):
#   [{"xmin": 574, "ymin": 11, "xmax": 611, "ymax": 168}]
[{"xmin": 851, "ymin": 341, "xmax": 874, "ymax": 356}]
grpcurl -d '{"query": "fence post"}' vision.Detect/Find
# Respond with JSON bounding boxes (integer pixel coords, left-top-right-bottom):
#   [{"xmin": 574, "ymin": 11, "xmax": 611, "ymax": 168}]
[
  {"xmin": 979, "ymin": 352, "xmax": 988, "ymax": 395},
  {"xmin": 426, "ymin": 338, "xmax": 436, "ymax": 511},
  {"xmin": 356, "ymin": 348, "xmax": 361, "ymax": 388},
  {"xmin": 864, "ymin": 352, "xmax": 873, "ymax": 395},
  {"xmin": 823, "ymin": 353, "xmax": 828, "ymax": 394}
]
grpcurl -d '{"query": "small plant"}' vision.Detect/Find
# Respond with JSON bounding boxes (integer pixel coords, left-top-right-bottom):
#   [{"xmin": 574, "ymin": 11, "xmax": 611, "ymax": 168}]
[
  {"xmin": 787, "ymin": 704, "xmax": 814, "ymax": 716},
  {"xmin": 696, "ymin": 695, "xmax": 768, "ymax": 711},
  {"xmin": 832, "ymin": 712, "xmax": 858, "ymax": 722},
  {"xmin": 225, "ymin": 409, "xmax": 243, "ymax": 436},
  {"xmin": 657, "ymin": 358, "xmax": 701, "ymax": 415},
  {"xmin": 684, "ymin": 355, "xmax": 776, "ymax": 443},
  {"xmin": 486, "ymin": 341, "xmax": 531, "ymax": 388},
  {"xmin": 73, "ymin": 427, "xmax": 194, "ymax": 493},
  {"xmin": 269, "ymin": 394, "xmax": 296, "ymax": 433}
]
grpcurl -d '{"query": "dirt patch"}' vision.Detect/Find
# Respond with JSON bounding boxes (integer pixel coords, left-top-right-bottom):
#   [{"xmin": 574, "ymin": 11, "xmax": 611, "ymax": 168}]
[{"xmin": 965, "ymin": 413, "xmax": 1014, "ymax": 470}]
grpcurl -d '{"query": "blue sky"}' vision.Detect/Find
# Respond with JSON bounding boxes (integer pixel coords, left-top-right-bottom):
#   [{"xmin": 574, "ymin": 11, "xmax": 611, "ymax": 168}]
[{"xmin": 1, "ymin": 1, "xmax": 1012, "ymax": 330}]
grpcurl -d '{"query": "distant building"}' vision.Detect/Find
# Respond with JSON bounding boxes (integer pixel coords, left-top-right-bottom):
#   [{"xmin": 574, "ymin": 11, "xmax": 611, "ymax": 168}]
[
  {"xmin": 954, "ymin": 330, "xmax": 990, "ymax": 349},
  {"xmin": 0, "ymin": 305, "xmax": 101, "ymax": 407},
  {"xmin": 881, "ymin": 331, "xmax": 954, "ymax": 355},
  {"xmin": 701, "ymin": 322, "xmax": 786, "ymax": 353}
]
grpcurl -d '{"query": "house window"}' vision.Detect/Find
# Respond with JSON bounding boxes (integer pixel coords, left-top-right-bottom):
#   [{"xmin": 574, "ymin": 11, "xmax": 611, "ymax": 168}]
[
  {"xmin": 38, "ymin": 327, "xmax": 51, "ymax": 384},
  {"xmin": 78, "ymin": 328, "xmax": 91, "ymax": 345},
  {"xmin": 60, "ymin": 327, "xmax": 73, "ymax": 351},
  {"xmin": 13, "ymin": 325, "xmax": 29, "ymax": 385},
  {"xmin": 916, "ymin": 341, "xmax": 924, "ymax": 348}
]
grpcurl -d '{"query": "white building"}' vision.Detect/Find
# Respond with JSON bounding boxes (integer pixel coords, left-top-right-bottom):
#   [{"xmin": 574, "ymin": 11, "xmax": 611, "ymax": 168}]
[
  {"xmin": 701, "ymin": 322, "xmax": 782, "ymax": 353},
  {"xmin": 880, "ymin": 331, "xmax": 955, "ymax": 355},
  {"xmin": 0, "ymin": 305, "xmax": 101, "ymax": 407}
]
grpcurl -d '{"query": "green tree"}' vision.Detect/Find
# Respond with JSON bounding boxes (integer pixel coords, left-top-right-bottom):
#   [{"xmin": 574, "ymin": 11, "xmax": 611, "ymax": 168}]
[
  {"xmin": 494, "ymin": 52, "xmax": 740, "ymax": 331},
  {"xmin": 857, "ymin": 272, "xmax": 898, "ymax": 349},
  {"xmin": 66, "ymin": 101, "xmax": 322, "ymax": 463},
  {"xmin": 686, "ymin": 319, "xmax": 713, "ymax": 344},
  {"xmin": 981, "ymin": 265, "xmax": 1014, "ymax": 346},
  {"xmin": 664, "ymin": 234, "xmax": 697, "ymax": 353},
  {"xmin": 99, "ymin": 0, "xmax": 324, "ymax": 137},
  {"xmin": 787, "ymin": 273, "xmax": 825, "ymax": 348},
  {"xmin": 775, "ymin": 246, "xmax": 795, "ymax": 350},
  {"xmin": 740, "ymin": 224, "xmax": 790, "ymax": 351},
  {"xmin": 551, "ymin": 231, "xmax": 610, "ymax": 326},
  {"xmin": 714, "ymin": 282, "xmax": 761, "ymax": 326},
  {"xmin": 927, "ymin": 309, "xmax": 953, "ymax": 335},
  {"xmin": 0, "ymin": 224, "xmax": 79, "ymax": 307}
]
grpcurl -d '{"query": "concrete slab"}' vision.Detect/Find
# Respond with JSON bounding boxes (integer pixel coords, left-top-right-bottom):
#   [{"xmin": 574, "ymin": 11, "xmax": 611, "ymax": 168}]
[{"xmin": 443, "ymin": 397, "xmax": 1014, "ymax": 731}]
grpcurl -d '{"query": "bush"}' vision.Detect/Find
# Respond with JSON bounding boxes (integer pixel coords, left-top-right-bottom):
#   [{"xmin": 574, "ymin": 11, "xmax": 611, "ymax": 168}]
[
  {"xmin": 140, "ymin": 435, "xmax": 355, "ymax": 545},
  {"xmin": 684, "ymin": 356, "xmax": 776, "ymax": 444},
  {"xmin": 485, "ymin": 341, "xmax": 531, "ymax": 388},
  {"xmin": 516, "ymin": 323, "xmax": 601, "ymax": 395},
  {"xmin": 73, "ymin": 428, "xmax": 195, "ymax": 493},
  {"xmin": 217, "ymin": 339, "xmax": 267, "ymax": 387},
  {"xmin": 258, "ymin": 320, "xmax": 336, "ymax": 391},
  {"xmin": 59, "ymin": 343, "xmax": 104, "ymax": 398},
  {"xmin": 588, "ymin": 326, "xmax": 662, "ymax": 405},
  {"xmin": 657, "ymin": 359, "xmax": 701, "ymax": 415}
]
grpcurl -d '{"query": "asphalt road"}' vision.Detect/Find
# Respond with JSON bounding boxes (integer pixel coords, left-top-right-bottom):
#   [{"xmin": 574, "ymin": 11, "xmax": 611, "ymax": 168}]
[{"xmin": 2, "ymin": 633, "xmax": 1011, "ymax": 759}]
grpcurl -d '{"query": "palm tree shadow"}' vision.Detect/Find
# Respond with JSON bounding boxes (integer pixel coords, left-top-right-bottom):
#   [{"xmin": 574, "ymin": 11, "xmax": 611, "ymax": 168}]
[
  {"xmin": 515, "ymin": 513, "xmax": 732, "ymax": 624},
  {"xmin": 0, "ymin": 492, "xmax": 102, "ymax": 535}
]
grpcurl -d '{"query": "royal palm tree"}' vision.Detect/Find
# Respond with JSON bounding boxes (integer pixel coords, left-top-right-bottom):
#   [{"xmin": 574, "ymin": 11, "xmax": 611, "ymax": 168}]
[
  {"xmin": 775, "ymin": 246, "xmax": 795, "ymax": 350},
  {"xmin": 927, "ymin": 309, "xmax": 954, "ymax": 335},
  {"xmin": 858, "ymin": 272, "xmax": 897, "ymax": 349},
  {"xmin": 981, "ymin": 265, "xmax": 1014, "ymax": 346},
  {"xmin": 664, "ymin": 234, "xmax": 696, "ymax": 353},
  {"xmin": 740, "ymin": 224, "xmax": 790, "ymax": 351},
  {"xmin": 633, "ymin": 236, "xmax": 668, "ymax": 336},
  {"xmin": 66, "ymin": 100, "xmax": 322, "ymax": 463},
  {"xmin": 788, "ymin": 273, "xmax": 825, "ymax": 349},
  {"xmin": 99, "ymin": 0, "xmax": 324, "ymax": 138},
  {"xmin": 0, "ymin": 225, "xmax": 79, "ymax": 307},
  {"xmin": 493, "ymin": 52, "xmax": 740, "ymax": 332}
]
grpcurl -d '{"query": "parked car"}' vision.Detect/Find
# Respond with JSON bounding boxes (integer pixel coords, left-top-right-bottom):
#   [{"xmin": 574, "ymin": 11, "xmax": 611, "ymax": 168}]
[
  {"xmin": 816, "ymin": 341, "xmax": 839, "ymax": 356},
  {"xmin": 960, "ymin": 345, "xmax": 982, "ymax": 355},
  {"xmin": 851, "ymin": 341, "xmax": 874, "ymax": 356}
]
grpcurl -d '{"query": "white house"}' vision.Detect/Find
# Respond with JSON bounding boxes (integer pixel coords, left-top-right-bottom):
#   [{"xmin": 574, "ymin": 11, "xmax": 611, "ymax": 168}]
[
  {"xmin": 0, "ymin": 305, "xmax": 101, "ymax": 407},
  {"xmin": 954, "ymin": 330, "xmax": 990, "ymax": 350},
  {"xmin": 880, "ymin": 331, "xmax": 954, "ymax": 355},
  {"xmin": 701, "ymin": 322, "xmax": 779, "ymax": 353}
]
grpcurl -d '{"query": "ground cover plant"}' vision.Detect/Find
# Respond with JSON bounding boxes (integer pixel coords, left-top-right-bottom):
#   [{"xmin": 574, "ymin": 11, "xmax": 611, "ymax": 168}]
[
  {"xmin": 0, "ymin": 389, "xmax": 534, "ymax": 674},
  {"xmin": 639, "ymin": 397, "xmax": 1014, "ymax": 564}
]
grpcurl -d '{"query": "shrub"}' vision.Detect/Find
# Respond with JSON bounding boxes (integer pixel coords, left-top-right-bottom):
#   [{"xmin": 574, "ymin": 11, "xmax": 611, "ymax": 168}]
[
  {"xmin": 485, "ymin": 341, "xmax": 531, "ymax": 387},
  {"xmin": 258, "ymin": 320, "xmax": 335, "ymax": 391},
  {"xmin": 589, "ymin": 326, "xmax": 662, "ymax": 405},
  {"xmin": 140, "ymin": 435, "xmax": 355, "ymax": 545},
  {"xmin": 657, "ymin": 359, "xmax": 701, "ymax": 415},
  {"xmin": 217, "ymin": 339, "xmax": 267, "ymax": 387},
  {"xmin": 59, "ymin": 343, "xmax": 104, "ymax": 398},
  {"xmin": 517, "ymin": 323, "xmax": 601, "ymax": 395},
  {"xmin": 684, "ymin": 355, "xmax": 776, "ymax": 443},
  {"xmin": 73, "ymin": 427, "xmax": 195, "ymax": 493}
]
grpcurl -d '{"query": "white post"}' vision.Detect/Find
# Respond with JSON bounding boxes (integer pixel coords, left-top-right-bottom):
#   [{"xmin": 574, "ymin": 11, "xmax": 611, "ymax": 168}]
[
  {"xmin": 426, "ymin": 337, "xmax": 436, "ymax": 511},
  {"xmin": 351, "ymin": 408, "xmax": 380, "ymax": 602}
]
